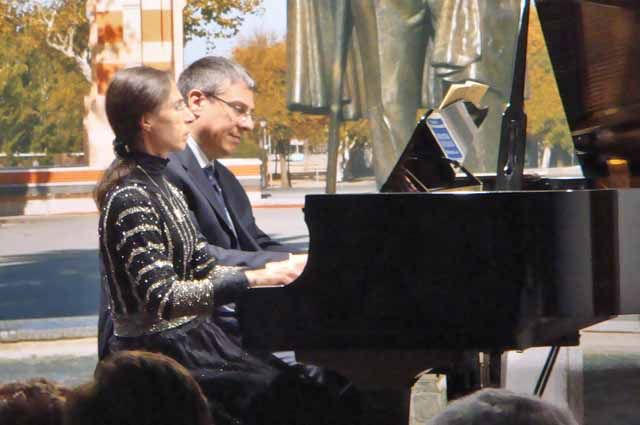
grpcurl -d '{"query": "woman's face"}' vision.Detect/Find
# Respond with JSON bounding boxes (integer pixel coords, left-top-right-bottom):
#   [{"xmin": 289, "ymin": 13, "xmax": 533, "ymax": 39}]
[{"xmin": 143, "ymin": 83, "xmax": 195, "ymax": 157}]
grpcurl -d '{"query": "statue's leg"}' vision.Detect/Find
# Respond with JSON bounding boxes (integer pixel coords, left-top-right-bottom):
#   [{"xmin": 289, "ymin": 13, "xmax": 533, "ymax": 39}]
[{"xmin": 351, "ymin": 0, "xmax": 429, "ymax": 186}]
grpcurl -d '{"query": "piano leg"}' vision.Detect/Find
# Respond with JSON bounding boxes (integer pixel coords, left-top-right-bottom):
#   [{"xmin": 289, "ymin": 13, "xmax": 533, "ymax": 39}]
[
  {"xmin": 296, "ymin": 350, "xmax": 483, "ymax": 424},
  {"xmin": 490, "ymin": 351, "xmax": 505, "ymax": 387},
  {"xmin": 479, "ymin": 351, "xmax": 506, "ymax": 389},
  {"xmin": 444, "ymin": 351, "xmax": 482, "ymax": 400}
]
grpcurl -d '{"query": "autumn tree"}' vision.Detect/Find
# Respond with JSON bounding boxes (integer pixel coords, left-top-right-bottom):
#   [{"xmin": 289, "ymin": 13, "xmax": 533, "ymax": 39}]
[
  {"xmin": 14, "ymin": 0, "xmax": 265, "ymax": 84},
  {"xmin": 0, "ymin": 1, "xmax": 88, "ymax": 163},
  {"xmin": 232, "ymin": 33, "xmax": 328, "ymax": 156},
  {"xmin": 13, "ymin": 0, "xmax": 91, "ymax": 81},
  {"xmin": 0, "ymin": 0, "xmax": 264, "ymax": 162},
  {"xmin": 524, "ymin": 4, "xmax": 573, "ymax": 166}
]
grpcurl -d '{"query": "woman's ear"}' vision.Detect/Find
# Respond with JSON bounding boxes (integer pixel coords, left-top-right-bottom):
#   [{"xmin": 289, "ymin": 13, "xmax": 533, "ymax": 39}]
[{"xmin": 140, "ymin": 113, "xmax": 154, "ymax": 134}]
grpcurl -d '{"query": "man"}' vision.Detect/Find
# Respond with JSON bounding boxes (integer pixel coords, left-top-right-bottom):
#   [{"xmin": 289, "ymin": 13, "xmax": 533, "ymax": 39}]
[
  {"xmin": 164, "ymin": 57, "xmax": 361, "ymax": 421},
  {"xmin": 165, "ymin": 56, "xmax": 306, "ymax": 346},
  {"xmin": 167, "ymin": 56, "xmax": 300, "ymax": 268}
]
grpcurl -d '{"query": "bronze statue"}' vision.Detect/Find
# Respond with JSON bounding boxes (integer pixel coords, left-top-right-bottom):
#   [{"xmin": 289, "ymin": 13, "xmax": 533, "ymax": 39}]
[{"xmin": 287, "ymin": 0, "xmax": 524, "ymax": 190}]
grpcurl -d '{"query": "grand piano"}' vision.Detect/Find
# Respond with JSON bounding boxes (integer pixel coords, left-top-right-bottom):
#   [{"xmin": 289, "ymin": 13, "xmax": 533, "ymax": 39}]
[{"xmin": 239, "ymin": 0, "xmax": 640, "ymax": 422}]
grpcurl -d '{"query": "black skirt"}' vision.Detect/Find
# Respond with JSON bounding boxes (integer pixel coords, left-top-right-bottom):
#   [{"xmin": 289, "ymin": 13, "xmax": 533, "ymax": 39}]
[
  {"xmin": 107, "ymin": 316, "xmax": 362, "ymax": 425},
  {"xmin": 107, "ymin": 316, "xmax": 279, "ymax": 423}
]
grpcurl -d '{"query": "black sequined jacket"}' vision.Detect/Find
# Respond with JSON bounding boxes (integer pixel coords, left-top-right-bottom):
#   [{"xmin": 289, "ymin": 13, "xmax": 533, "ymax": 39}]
[{"xmin": 98, "ymin": 153, "xmax": 249, "ymax": 337}]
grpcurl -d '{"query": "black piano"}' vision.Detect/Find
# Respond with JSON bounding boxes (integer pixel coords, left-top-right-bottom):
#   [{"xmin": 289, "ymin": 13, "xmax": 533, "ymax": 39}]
[{"xmin": 239, "ymin": 0, "xmax": 640, "ymax": 422}]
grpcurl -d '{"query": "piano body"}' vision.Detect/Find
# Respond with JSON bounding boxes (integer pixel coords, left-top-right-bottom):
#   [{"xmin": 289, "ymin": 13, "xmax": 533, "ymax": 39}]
[{"xmin": 239, "ymin": 0, "xmax": 640, "ymax": 421}]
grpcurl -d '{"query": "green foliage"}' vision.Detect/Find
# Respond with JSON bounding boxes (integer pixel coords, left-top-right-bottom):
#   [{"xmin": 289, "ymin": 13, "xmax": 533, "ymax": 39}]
[
  {"xmin": 232, "ymin": 33, "xmax": 329, "ymax": 151},
  {"xmin": 0, "ymin": 0, "xmax": 89, "ymax": 161},
  {"xmin": 234, "ymin": 135, "xmax": 262, "ymax": 158},
  {"xmin": 341, "ymin": 119, "xmax": 369, "ymax": 145},
  {"xmin": 183, "ymin": 0, "xmax": 263, "ymax": 49},
  {"xmin": 525, "ymin": 4, "xmax": 573, "ymax": 155},
  {"xmin": 0, "ymin": 0, "xmax": 262, "ymax": 164}
]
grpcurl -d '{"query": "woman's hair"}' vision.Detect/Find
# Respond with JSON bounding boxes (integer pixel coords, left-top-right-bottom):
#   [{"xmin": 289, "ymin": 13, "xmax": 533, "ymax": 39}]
[
  {"xmin": 64, "ymin": 350, "xmax": 212, "ymax": 425},
  {"xmin": 0, "ymin": 378, "xmax": 71, "ymax": 425},
  {"xmin": 94, "ymin": 66, "xmax": 173, "ymax": 208}
]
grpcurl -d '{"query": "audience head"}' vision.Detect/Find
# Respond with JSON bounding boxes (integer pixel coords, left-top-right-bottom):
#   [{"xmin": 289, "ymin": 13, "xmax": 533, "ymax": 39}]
[
  {"xmin": 65, "ymin": 350, "xmax": 211, "ymax": 425},
  {"xmin": 177, "ymin": 56, "xmax": 256, "ymax": 158},
  {"xmin": 426, "ymin": 388, "xmax": 578, "ymax": 425},
  {"xmin": 0, "ymin": 378, "xmax": 70, "ymax": 425}
]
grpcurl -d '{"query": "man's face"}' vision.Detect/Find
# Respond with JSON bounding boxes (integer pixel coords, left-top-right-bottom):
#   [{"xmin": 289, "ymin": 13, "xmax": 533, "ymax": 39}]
[{"xmin": 191, "ymin": 81, "xmax": 255, "ymax": 158}]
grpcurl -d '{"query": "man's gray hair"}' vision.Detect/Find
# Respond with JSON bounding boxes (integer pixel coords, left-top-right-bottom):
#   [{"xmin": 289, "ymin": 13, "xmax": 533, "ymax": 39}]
[
  {"xmin": 427, "ymin": 389, "xmax": 578, "ymax": 425},
  {"xmin": 177, "ymin": 56, "xmax": 255, "ymax": 99}
]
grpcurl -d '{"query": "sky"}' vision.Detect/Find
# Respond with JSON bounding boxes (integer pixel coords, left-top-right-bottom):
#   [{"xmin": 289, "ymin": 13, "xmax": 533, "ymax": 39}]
[{"xmin": 183, "ymin": 0, "xmax": 287, "ymax": 67}]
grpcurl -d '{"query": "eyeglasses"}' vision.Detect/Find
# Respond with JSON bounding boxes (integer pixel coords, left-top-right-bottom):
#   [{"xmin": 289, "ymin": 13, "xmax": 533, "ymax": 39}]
[{"xmin": 207, "ymin": 94, "xmax": 254, "ymax": 123}]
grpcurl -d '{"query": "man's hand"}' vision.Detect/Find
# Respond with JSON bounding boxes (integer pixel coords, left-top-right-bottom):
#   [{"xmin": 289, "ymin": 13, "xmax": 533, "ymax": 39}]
[
  {"xmin": 244, "ymin": 254, "xmax": 308, "ymax": 287},
  {"xmin": 288, "ymin": 253, "xmax": 308, "ymax": 274}
]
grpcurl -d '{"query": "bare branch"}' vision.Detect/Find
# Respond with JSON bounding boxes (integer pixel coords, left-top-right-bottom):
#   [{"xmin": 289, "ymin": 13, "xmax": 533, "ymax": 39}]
[{"xmin": 35, "ymin": 3, "xmax": 91, "ymax": 82}]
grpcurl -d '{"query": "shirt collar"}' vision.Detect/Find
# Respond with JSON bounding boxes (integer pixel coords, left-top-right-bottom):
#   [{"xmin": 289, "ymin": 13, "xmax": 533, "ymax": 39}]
[{"xmin": 187, "ymin": 136, "xmax": 215, "ymax": 169}]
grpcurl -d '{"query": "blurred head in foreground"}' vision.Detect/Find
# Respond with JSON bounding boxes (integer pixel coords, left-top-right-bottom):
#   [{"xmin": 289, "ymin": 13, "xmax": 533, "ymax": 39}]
[
  {"xmin": 426, "ymin": 388, "xmax": 578, "ymax": 425},
  {"xmin": 65, "ymin": 350, "xmax": 212, "ymax": 425},
  {"xmin": 0, "ymin": 378, "xmax": 70, "ymax": 425}
]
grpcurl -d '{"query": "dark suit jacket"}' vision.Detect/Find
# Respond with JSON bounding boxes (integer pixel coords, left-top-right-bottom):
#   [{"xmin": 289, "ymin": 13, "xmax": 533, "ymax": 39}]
[{"xmin": 165, "ymin": 147, "xmax": 292, "ymax": 267}]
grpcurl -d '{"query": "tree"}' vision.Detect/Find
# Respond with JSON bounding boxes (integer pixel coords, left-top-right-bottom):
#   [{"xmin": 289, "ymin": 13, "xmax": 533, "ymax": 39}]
[
  {"xmin": 524, "ymin": 4, "xmax": 573, "ymax": 165},
  {"xmin": 183, "ymin": 0, "xmax": 263, "ymax": 49},
  {"xmin": 0, "ymin": 1, "xmax": 88, "ymax": 162},
  {"xmin": 5, "ymin": 0, "xmax": 91, "ymax": 81},
  {"xmin": 0, "ymin": 0, "xmax": 264, "ymax": 161},
  {"xmin": 341, "ymin": 119, "xmax": 370, "ymax": 147},
  {"xmin": 14, "ymin": 0, "xmax": 265, "ymax": 84},
  {"xmin": 232, "ymin": 33, "xmax": 328, "ymax": 154},
  {"xmin": 233, "ymin": 33, "xmax": 330, "ymax": 187}
]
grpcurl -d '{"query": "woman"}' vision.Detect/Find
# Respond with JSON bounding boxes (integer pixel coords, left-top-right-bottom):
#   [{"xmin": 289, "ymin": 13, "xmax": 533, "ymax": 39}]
[{"xmin": 95, "ymin": 66, "xmax": 300, "ymax": 424}]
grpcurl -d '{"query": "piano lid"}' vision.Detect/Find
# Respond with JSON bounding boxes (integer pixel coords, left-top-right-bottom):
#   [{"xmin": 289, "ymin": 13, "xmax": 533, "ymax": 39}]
[
  {"xmin": 380, "ymin": 115, "xmax": 456, "ymax": 193},
  {"xmin": 537, "ymin": 0, "xmax": 640, "ymax": 133},
  {"xmin": 537, "ymin": 0, "xmax": 640, "ymax": 175},
  {"xmin": 381, "ymin": 110, "xmax": 483, "ymax": 193}
]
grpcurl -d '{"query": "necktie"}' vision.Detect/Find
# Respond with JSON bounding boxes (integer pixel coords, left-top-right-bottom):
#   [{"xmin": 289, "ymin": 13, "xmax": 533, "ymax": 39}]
[{"xmin": 203, "ymin": 165, "xmax": 237, "ymax": 239}]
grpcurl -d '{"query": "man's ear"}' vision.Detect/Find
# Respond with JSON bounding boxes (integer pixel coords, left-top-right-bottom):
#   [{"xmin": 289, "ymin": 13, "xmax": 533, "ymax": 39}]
[{"xmin": 187, "ymin": 89, "xmax": 206, "ymax": 116}]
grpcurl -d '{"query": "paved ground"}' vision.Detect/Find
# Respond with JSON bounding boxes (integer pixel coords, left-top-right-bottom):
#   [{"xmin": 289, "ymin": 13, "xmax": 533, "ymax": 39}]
[
  {"xmin": 581, "ymin": 327, "xmax": 640, "ymax": 425},
  {"xmin": 0, "ymin": 338, "xmax": 97, "ymax": 386}
]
